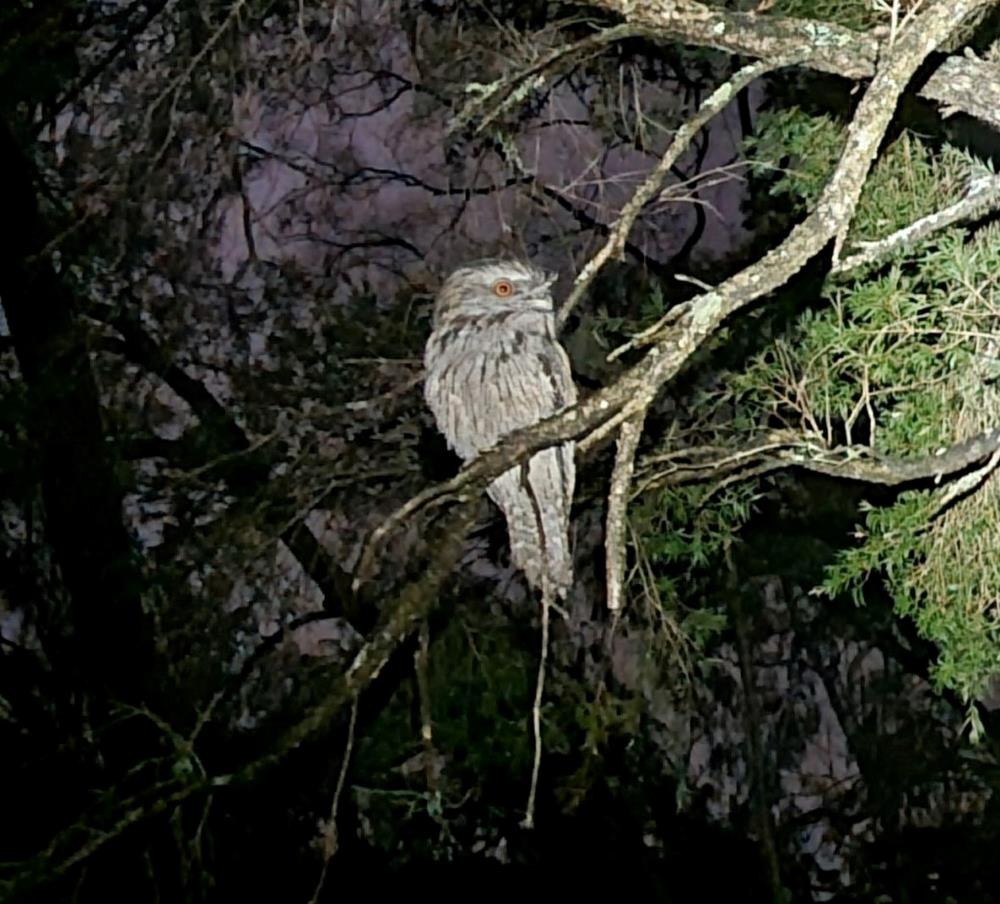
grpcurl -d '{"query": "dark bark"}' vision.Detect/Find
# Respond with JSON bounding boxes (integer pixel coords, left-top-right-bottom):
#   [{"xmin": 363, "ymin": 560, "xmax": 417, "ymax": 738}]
[{"xmin": 0, "ymin": 119, "xmax": 151, "ymax": 699}]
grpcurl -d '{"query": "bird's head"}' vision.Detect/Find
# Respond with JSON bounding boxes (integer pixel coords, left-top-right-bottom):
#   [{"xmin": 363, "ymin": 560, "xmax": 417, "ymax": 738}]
[{"xmin": 433, "ymin": 259, "xmax": 557, "ymax": 324}]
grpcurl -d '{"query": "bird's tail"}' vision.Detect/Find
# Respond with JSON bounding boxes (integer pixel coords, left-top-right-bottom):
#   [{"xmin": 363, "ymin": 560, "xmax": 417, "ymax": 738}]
[{"xmin": 488, "ymin": 445, "xmax": 574, "ymax": 597}]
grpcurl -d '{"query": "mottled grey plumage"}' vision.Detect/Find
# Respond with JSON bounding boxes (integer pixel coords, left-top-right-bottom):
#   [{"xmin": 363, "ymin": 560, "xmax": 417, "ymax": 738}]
[{"xmin": 424, "ymin": 259, "xmax": 577, "ymax": 597}]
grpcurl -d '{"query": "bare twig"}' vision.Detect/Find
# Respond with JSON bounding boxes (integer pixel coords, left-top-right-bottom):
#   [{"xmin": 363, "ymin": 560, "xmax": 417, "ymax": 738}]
[
  {"xmin": 5, "ymin": 777, "xmax": 215, "ymax": 896},
  {"xmin": 37, "ymin": 0, "xmax": 175, "ymax": 139},
  {"xmin": 415, "ymin": 620, "xmax": 437, "ymax": 791},
  {"xmin": 453, "ymin": 23, "xmax": 646, "ymax": 135},
  {"xmin": 577, "ymin": 404, "xmax": 641, "ymax": 455},
  {"xmin": 143, "ymin": 0, "xmax": 249, "ymax": 172},
  {"xmin": 521, "ymin": 579, "xmax": 552, "ymax": 830},
  {"xmin": 309, "ymin": 698, "xmax": 359, "ymax": 904},
  {"xmin": 559, "ymin": 52, "xmax": 806, "ymax": 326}
]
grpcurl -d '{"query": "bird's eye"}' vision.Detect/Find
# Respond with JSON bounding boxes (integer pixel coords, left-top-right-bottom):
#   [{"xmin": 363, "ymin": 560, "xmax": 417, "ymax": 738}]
[{"xmin": 492, "ymin": 279, "xmax": 515, "ymax": 298}]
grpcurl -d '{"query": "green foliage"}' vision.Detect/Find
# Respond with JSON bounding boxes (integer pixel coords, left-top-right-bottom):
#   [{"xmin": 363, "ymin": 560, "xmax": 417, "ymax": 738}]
[
  {"xmin": 822, "ymin": 487, "xmax": 1000, "ymax": 705},
  {"xmin": 639, "ymin": 483, "xmax": 756, "ymax": 571},
  {"xmin": 575, "ymin": 267, "xmax": 677, "ymax": 353},
  {"xmin": 822, "ymin": 493, "xmax": 936, "ymax": 607},
  {"xmin": 733, "ymin": 133, "xmax": 983, "ymax": 447},
  {"xmin": 628, "ymin": 483, "xmax": 758, "ymax": 668},
  {"xmin": 351, "ymin": 601, "xmax": 599, "ymax": 857},
  {"xmin": 744, "ymin": 107, "xmax": 844, "ymax": 210},
  {"xmin": 848, "ymin": 136, "xmax": 972, "ymax": 244},
  {"xmin": 730, "ymin": 255, "xmax": 972, "ymax": 456},
  {"xmin": 768, "ymin": 0, "xmax": 883, "ymax": 29},
  {"xmin": 351, "ymin": 610, "xmax": 530, "ymax": 858},
  {"xmin": 732, "ymin": 127, "xmax": 1000, "ymax": 705},
  {"xmin": 744, "ymin": 113, "xmax": 971, "ymax": 244},
  {"xmin": 427, "ymin": 610, "xmax": 546, "ymax": 778}
]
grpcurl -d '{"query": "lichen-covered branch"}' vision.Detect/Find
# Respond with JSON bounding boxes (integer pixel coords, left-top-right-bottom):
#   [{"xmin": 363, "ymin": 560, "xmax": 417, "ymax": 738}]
[
  {"xmin": 625, "ymin": 0, "xmax": 990, "ymax": 352},
  {"xmin": 579, "ymin": 0, "xmax": 1000, "ymax": 129},
  {"xmin": 579, "ymin": 0, "xmax": 879, "ymax": 79},
  {"xmin": 921, "ymin": 50, "xmax": 1000, "ymax": 133},
  {"xmin": 606, "ymin": 411, "xmax": 647, "ymax": 611},
  {"xmin": 831, "ymin": 173, "xmax": 1000, "ymax": 276}
]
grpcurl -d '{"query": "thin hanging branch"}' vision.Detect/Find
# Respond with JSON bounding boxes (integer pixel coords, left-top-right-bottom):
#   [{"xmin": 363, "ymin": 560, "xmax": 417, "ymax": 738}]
[
  {"xmin": 309, "ymin": 698, "xmax": 359, "ymax": 904},
  {"xmin": 522, "ymin": 580, "xmax": 552, "ymax": 830}
]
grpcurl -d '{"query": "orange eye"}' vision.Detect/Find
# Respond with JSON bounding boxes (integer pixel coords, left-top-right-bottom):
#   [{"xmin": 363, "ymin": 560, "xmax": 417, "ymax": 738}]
[{"xmin": 492, "ymin": 279, "xmax": 514, "ymax": 298}]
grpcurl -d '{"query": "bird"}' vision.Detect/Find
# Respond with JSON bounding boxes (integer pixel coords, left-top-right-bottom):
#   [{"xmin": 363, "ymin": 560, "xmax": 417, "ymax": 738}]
[{"xmin": 423, "ymin": 259, "xmax": 577, "ymax": 598}]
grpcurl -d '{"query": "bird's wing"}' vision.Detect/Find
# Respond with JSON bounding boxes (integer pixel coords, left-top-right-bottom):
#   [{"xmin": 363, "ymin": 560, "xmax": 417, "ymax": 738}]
[{"xmin": 425, "ymin": 332, "xmax": 576, "ymax": 460}]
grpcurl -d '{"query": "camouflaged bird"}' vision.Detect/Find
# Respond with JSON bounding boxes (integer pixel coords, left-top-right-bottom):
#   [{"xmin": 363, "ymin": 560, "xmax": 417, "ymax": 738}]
[{"xmin": 424, "ymin": 259, "xmax": 577, "ymax": 597}]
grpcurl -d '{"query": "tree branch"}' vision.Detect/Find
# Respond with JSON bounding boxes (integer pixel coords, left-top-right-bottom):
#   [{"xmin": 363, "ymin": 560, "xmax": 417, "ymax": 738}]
[
  {"xmin": 234, "ymin": 495, "xmax": 480, "ymax": 784},
  {"xmin": 356, "ymin": 0, "xmax": 989, "ymax": 587},
  {"xmin": 620, "ymin": 0, "xmax": 988, "ymax": 352},
  {"xmin": 921, "ymin": 49, "xmax": 1000, "ymax": 133},
  {"xmin": 558, "ymin": 51, "xmax": 807, "ymax": 325},
  {"xmin": 580, "ymin": 0, "xmax": 880, "ymax": 79},
  {"xmin": 606, "ymin": 410, "xmax": 646, "ymax": 611},
  {"xmin": 9, "ymin": 491, "xmax": 479, "ymax": 893},
  {"xmin": 830, "ymin": 172, "xmax": 1000, "ymax": 276},
  {"xmin": 634, "ymin": 427, "xmax": 1000, "ymax": 492},
  {"xmin": 578, "ymin": 0, "xmax": 999, "ymax": 130}
]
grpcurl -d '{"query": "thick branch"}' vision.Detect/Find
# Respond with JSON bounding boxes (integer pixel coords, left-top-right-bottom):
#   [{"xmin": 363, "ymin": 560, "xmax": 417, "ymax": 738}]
[
  {"xmin": 921, "ymin": 51, "xmax": 1000, "ymax": 133},
  {"xmin": 580, "ymin": 0, "xmax": 1000, "ymax": 129},
  {"xmin": 580, "ymin": 0, "xmax": 879, "ymax": 79},
  {"xmin": 794, "ymin": 429, "xmax": 1000, "ymax": 484},
  {"xmin": 624, "ymin": 0, "xmax": 988, "ymax": 352},
  {"xmin": 231, "ymin": 496, "xmax": 480, "ymax": 784}
]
